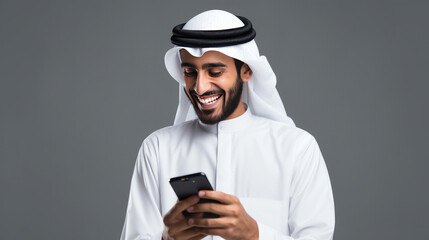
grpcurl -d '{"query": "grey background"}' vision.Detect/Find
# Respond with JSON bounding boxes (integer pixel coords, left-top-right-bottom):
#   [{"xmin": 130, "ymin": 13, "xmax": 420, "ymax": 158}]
[{"xmin": 1, "ymin": 0, "xmax": 428, "ymax": 239}]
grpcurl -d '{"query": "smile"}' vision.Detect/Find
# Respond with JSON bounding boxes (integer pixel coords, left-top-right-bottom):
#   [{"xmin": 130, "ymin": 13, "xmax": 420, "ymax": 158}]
[
  {"xmin": 197, "ymin": 95, "xmax": 221, "ymax": 105},
  {"xmin": 196, "ymin": 94, "xmax": 223, "ymax": 110}
]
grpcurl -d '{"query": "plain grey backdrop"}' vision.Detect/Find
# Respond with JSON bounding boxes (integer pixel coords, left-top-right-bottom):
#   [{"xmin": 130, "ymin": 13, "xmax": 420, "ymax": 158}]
[{"xmin": 1, "ymin": 0, "xmax": 428, "ymax": 239}]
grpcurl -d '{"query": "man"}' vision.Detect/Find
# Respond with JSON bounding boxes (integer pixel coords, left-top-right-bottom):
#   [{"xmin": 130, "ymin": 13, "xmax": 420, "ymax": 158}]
[{"xmin": 121, "ymin": 10, "xmax": 335, "ymax": 240}]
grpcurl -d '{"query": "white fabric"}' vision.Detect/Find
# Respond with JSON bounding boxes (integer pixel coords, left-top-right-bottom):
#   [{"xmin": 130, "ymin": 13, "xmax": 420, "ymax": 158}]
[
  {"xmin": 120, "ymin": 109, "xmax": 335, "ymax": 240},
  {"xmin": 164, "ymin": 9, "xmax": 295, "ymax": 127}
]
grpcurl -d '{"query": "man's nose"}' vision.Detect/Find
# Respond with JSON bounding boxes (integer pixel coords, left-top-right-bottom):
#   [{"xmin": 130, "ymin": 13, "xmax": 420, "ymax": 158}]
[{"xmin": 194, "ymin": 73, "xmax": 211, "ymax": 95}]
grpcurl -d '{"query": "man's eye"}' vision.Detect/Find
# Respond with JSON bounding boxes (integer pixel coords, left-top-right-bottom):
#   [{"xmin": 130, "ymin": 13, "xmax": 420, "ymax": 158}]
[
  {"xmin": 209, "ymin": 71, "xmax": 222, "ymax": 77},
  {"xmin": 184, "ymin": 69, "xmax": 197, "ymax": 77}
]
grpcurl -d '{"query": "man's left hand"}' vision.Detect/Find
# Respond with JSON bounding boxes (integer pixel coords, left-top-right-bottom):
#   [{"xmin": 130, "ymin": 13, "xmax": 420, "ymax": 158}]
[{"xmin": 186, "ymin": 190, "xmax": 259, "ymax": 240}]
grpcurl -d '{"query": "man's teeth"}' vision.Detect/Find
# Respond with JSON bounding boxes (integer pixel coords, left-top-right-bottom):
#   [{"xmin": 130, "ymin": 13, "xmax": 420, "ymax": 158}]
[{"xmin": 198, "ymin": 95, "xmax": 221, "ymax": 105}]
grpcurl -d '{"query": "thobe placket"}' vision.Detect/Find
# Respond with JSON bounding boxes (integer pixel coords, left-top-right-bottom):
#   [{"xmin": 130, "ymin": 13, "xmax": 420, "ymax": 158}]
[
  {"xmin": 215, "ymin": 123, "xmax": 233, "ymax": 194},
  {"xmin": 213, "ymin": 123, "xmax": 232, "ymax": 240},
  {"xmin": 196, "ymin": 109, "xmax": 252, "ymax": 240}
]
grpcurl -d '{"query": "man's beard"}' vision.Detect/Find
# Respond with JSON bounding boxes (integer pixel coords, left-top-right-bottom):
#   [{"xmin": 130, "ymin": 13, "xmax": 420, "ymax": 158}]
[{"xmin": 188, "ymin": 76, "xmax": 243, "ymax": 125}]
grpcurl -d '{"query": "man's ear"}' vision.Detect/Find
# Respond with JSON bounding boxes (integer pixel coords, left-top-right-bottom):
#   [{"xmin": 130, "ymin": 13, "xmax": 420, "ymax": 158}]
[{"xmin": 240, "ymin": 63, "xmax": 253, "ymax": 83}]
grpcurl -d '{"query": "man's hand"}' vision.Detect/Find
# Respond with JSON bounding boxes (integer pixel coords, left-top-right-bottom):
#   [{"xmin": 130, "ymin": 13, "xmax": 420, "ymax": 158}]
[
  {"xmin": 187, "ymin": 191, "xmax": 259, "ymax": 240},
  {"xmin": 163, "ymin": 195, "xmax": 207, "ymax": 240}
]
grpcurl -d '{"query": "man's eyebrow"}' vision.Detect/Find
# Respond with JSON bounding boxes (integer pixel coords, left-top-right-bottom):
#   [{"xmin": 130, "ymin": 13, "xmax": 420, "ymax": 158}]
[
  {"xmin": 181, "ymin": 62, "xmax": 196, "ymax": 68},
  {"xmin": 180, "ymin": 62, "xmax": 227, "ymax": 69},
  {"xmin": 202, "ymin": 62, "xmax": 226, "ymax": 70}
]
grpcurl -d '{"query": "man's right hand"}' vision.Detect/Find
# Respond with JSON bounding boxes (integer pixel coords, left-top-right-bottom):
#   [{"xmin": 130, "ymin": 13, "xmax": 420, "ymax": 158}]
[{"xmin": 162, "ymin": 195, "xmax": 207, "ymax": 240}]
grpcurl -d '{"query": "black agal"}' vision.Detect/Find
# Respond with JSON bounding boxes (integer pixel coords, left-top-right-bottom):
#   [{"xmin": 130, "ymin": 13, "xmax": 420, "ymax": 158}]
[{"xmin": 171, "ymin": 16, "xmax": 256, "ymax": 47}]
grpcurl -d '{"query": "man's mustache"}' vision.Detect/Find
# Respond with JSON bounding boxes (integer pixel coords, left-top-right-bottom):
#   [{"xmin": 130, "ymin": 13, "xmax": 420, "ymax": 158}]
[{"xmin": 189, "ymin": 89, "xmax": 224, "ymax": 97}]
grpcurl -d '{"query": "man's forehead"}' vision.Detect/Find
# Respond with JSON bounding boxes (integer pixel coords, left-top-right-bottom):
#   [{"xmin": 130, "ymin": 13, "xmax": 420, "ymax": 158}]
[{"xmin": 179, "ymin": 49, "xmax": 234, "ymax": 64}]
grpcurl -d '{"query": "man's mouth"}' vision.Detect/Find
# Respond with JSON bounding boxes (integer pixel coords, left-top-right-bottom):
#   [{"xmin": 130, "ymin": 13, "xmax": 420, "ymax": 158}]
[{"xmin": 196, "ymin": 94, "xmax": 223, "ymax": 110}]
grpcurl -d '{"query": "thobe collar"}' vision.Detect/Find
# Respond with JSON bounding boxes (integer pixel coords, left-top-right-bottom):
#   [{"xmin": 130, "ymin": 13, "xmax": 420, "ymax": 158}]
[{"xmin": 197, "ymin": 104, "xmax": 253, "ymax": 134}]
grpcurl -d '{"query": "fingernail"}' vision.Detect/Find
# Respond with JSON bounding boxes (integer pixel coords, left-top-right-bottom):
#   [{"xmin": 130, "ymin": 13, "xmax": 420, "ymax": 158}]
[
  {"xmin": 188, "ymin": 218, "xmax": 194, "ymax": 225},
  {"xmin": 198, "ymin": 191, "xmax": 205, "ymax": 197},
  {"xmin": 187, "ymin": 206, "xmax": 194, "ymax": 212}
]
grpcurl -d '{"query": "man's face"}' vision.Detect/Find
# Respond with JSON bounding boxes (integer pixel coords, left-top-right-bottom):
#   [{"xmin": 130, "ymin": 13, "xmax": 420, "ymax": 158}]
[{"xmin": 180, "ymin": 50, "xmax": 248, "ymax": 124}]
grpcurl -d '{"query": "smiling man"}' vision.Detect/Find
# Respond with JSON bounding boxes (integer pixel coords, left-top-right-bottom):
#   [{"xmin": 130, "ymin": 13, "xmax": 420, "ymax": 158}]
[{"xmin": 121, "ymin": 10, "xmax": 335, "ymax": 240}]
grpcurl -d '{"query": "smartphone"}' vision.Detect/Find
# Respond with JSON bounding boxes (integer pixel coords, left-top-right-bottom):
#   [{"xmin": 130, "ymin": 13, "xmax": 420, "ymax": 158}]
[{"xmin": 169, "ymin": 172, "xmax": 219, "ymax": 218}]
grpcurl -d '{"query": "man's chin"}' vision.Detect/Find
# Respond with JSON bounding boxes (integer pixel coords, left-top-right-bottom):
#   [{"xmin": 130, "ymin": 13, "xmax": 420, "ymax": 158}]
[{"xmin": 196, "ymin": 109, "xmax": 222, "ymax": 125}]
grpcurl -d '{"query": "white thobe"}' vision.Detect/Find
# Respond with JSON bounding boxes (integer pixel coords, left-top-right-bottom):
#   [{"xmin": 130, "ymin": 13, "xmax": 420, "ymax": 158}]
[{"xmin": 120, "ymin": 109, "xmax": 335, "ymax": 240}]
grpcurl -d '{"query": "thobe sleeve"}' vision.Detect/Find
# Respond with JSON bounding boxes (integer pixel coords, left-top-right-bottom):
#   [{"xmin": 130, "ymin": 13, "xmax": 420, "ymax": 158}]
[
  {"xmin": 120, "ymin": 137, "xmax": 164, "ymax": 240},
  {"xmin": 258, "ymin": 136, "xmax": 335, "ymax": 240}
]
